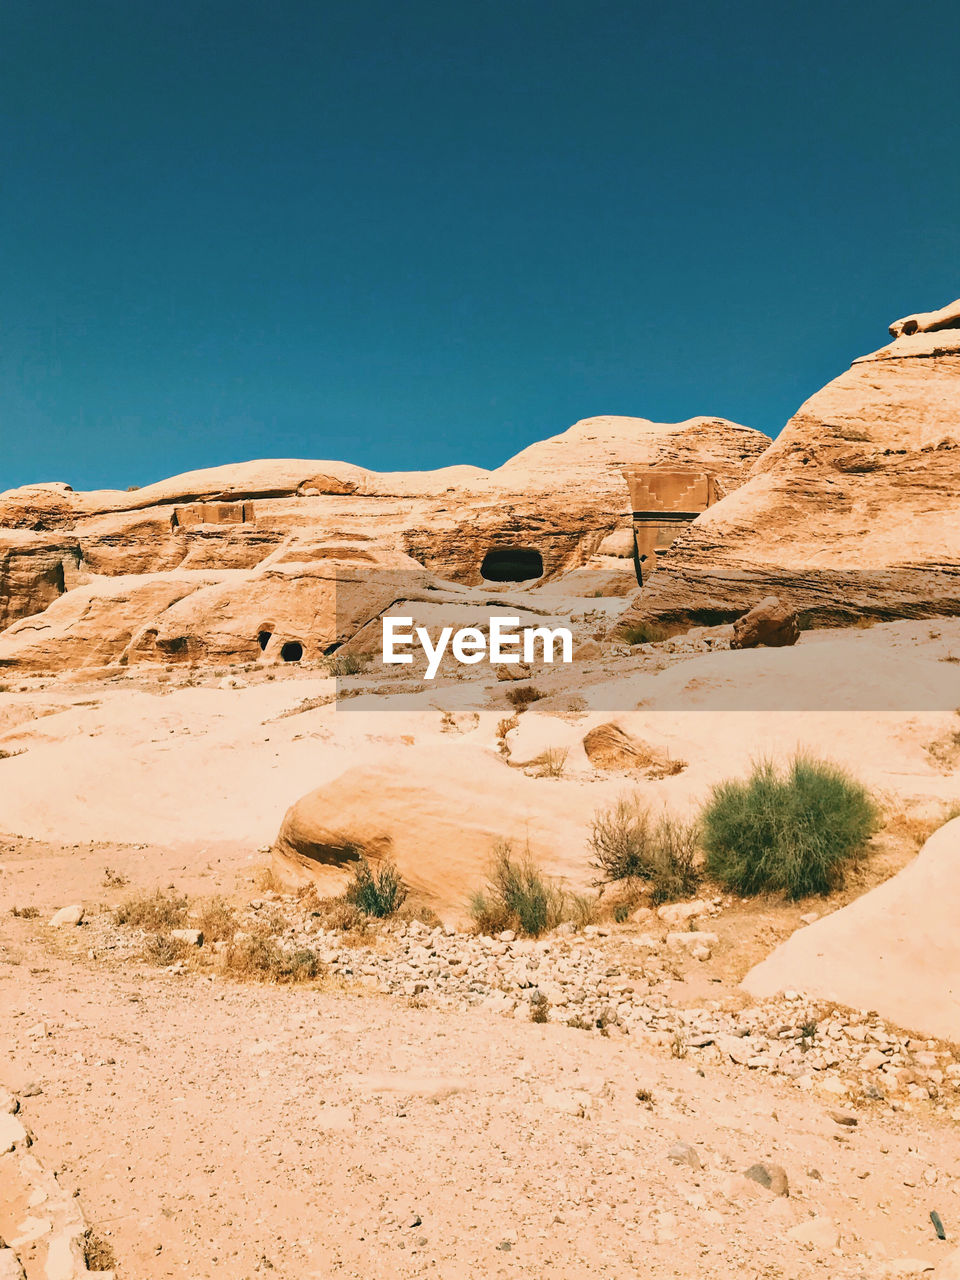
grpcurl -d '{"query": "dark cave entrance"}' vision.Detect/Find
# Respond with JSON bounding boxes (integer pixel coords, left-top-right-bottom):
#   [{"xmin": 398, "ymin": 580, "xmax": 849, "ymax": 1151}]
[
  {"xmin": 480, "ymin": 547, "xmax": 544, "ymax": 583},
  {"xmin": 280, "ymin": 640, "xmax": 304, "ymax": 663},
  {"xmin": 257, "ymin": 630, "xmax": 272, "ymax": 651}
]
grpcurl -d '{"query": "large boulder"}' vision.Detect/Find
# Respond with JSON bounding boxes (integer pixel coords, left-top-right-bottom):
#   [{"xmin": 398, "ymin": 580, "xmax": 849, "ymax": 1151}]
[
  {"xmin": 581, "ymin": 722, "xmax": 683, "ymax": 777},
  {"xmin": 272, "ymin": 758, "xmax": 596, "ymax": 911},
  {"xmin": 730, "ymin": 596, "xmax": 800, "ymax": 650},
  {"xmin": 743, "ymin": 818, "xmax": 960, "ymax": 1041}
]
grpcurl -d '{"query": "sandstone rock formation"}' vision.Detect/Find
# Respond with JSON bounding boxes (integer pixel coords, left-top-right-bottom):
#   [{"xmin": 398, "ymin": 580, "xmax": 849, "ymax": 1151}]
[
  {"xmin": 743, "ymin": 818, "xmax": 960, "ymax": 1042},
  {"xmin": 0, "ymin": 415, "xmax": 766, "ymax": 672},
  {"xmin": 581, "ymin": 722, "xmax": 684, "ymax": 777},
  {"xmin": 624, "ymin": 469, "xmax": 720, "ymax": 581},
  {"xmin": 619, "ymin": 314, "xmax": 960, "ymax": 632},
  {"xmin": 272, "ymin": 760, "xmax": 596, "ymax": 904},
  {"xmin": 889, "ymin": 296, "xmax": 960, "ymax": 338},
  {"xmin": 729, "ymin": 597, "xmax": 800, "ymax": 650}
]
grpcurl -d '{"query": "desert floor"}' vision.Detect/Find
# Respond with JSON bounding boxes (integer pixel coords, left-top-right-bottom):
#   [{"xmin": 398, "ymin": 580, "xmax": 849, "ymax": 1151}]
[
  {"xmin": 2, "ymin": 620, "xmax": 960, "ymax": 1278},
  {"xmin": 3, "ymin": 889, "xmax": 960, "ymax": 1280}
]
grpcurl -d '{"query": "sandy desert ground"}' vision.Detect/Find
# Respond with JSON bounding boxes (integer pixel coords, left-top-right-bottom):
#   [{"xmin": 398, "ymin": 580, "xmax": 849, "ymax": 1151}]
[{"xmin": 3, "ymin": 616, "xmax": 960, "ymax": 1279}]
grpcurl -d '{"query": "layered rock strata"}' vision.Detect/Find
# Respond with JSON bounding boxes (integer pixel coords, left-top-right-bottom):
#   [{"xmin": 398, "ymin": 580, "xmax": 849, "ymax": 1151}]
[
  {"xmin": 620, "ymin": 320, "xmax": 960, "ymax": 631},
  {"xmin": 0, "ymin": 416, "xmax": 766, "ymax": 672}
]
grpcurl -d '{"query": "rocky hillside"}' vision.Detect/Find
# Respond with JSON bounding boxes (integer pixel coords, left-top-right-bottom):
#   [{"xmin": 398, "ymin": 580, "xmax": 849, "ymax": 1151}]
[
  {"xmin": 621, "ymin": 312, "xmax": 960, "ymax": 630},
  {"xmin": 0, "ymin": 415, "xmax": 766, "ymax": 672}
]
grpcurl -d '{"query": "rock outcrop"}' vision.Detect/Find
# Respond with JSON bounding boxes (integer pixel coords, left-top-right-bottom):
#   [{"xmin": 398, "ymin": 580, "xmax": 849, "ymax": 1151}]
[
  {"xmin": 743, "ymin": 818, "xmax": 960, "ymax": 1042},
  {"xmin": 0, "ymin": 416, "xmax": 766, "ymax": 672},
  {"xmin": 272, "ymin": 760, "xmax": 596, "ymax": 906},
  {"xmin": 889, "ymin": 296, "xmax": 960, "ymax": 338},
  {"xmin": 619, "ymin": 309, "xmax": 960, "ymax": 632},
  {"xmin": 729, "ymin": 597, "xmax": 800, "ymax": 650}
]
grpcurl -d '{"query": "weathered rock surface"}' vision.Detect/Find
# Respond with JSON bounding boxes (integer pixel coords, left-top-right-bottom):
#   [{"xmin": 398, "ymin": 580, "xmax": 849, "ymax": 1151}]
[
  {"xmin": 889, "ymin": 297, "xmax": 960, "ymax": 338},
  {"xmin": 0, "ymin": 1084, "xmax": 109, "ymax": 1280},
  {"xmin": 743, "ymin": 819, "xmax": 960, "ymax": 1042},
  {"xmin": 743, "ymin": 1162, "xmax": 789, "ymax": 1196},
  {"xmin": 0, "ymin": 416, "xmax": 766, "ymax": 672},
  {"xmin": 619, "ymin": 313, "xmax": 960, "ymax": 631},
  {"xmin": 48, "ymin": 905, "xmax": 84, "ymax": 927},
  {"xmin": 580, "ymin": 722, "xmax": 684, "ymax": 777},
  {"xmin": 273, "ymin": 759, "xmax": 594, "ymax": 903},
  {"xmin": 730, "ymin": 596, "xmax": 800, "ymax": 650}
]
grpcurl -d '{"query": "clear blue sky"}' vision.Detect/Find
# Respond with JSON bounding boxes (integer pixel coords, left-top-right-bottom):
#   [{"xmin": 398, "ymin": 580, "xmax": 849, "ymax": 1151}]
[{"xmin": 2, "ymin": 1, "xmax": 958, "ymax": 491}]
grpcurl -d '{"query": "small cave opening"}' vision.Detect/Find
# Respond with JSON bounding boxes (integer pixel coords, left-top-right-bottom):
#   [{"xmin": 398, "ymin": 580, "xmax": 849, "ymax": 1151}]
[
  {"xmin": 280, "ymin": 640, "xmax": 304, "ymax": 663},
  {"xmin": 480, "ymin": 547, "xmax": 544, "ymax": 583},
  {"xmin": 257, "ymin": 629, "xmax": 272, "ymax": 652}
]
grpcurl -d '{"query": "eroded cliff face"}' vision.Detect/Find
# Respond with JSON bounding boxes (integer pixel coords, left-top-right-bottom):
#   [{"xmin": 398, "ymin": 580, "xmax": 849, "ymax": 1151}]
[
  {"xmin": 620, "ymin": 325, "xmax": 960, "ymax": 630},
  {"xmin": 0, "ymin": 414, "xmax": 767, "ymax": 671}
]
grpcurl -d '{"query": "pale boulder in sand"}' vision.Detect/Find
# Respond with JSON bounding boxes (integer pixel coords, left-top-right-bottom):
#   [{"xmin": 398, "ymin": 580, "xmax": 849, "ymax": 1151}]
[
  {"xmin": 743, "ymin": 819, "xmax": 960, "ymax": 1042},
  {"xmin": 273, "ymin": 756, "xmax": 599, "ymax": 909}
]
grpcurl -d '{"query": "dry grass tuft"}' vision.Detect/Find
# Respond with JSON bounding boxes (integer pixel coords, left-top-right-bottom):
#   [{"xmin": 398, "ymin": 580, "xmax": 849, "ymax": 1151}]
[
  {"xmin": 496, "ymin": 713, "xmax": 519, "ymax": 758},
  {"xmin": 926, "ymin": 717, "xmax": 960, "ymax": 773},
  {"xmin": 395, "ymin": 900, "xmax": 443, "ymax": 929},
  {"xmin": 254, "ymin": 864, "xmax": 285, "ymax": 893},
  {"xmin": 529, "ymin": 991, "xmax": 550, "ymax": 1023},
  {"xmin": 82, "ymin": 1230, "xmax": 117, "ymax": 1272},
  {"xmin": 195, "ymin": 896, "xmax": 238, "ymax": 942},
  {"xmin": 534, "ymin": 747, "xmax": 569, "ymax": 778},
  {"xmin": 220, "ymin": 931, "xmax": 323, "ymax": 984},
  {"xmin": 311, "ymin": 897, "xmax": 369, "ymax": 934},
  {"xmin": 326, "ymin": 651, "xmax": 366, "ymax": 676},
  {"xmin": 115, "ymin": 887, "xmax": 189, "ymax": 930},
  {"xmin": 590, "ymin": 797, "xmax": 701, "ymax": 904},
  {"xmin": 143, "ymin": 931, "xmax": 189, "ymax": 966}
]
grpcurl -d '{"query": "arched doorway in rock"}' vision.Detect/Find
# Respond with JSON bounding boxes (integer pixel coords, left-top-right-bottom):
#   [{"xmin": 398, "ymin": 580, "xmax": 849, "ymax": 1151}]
[
  {"xmin": 480, "ymin": 547, "xmax": 544, "ymax": 583},
  {"xmin": 257, "ymin": 629, "xmax": 272, "ymax": 651},
  {"xmin": 280, "ymin": 640, "xmax": 304, "ymax": 662}
]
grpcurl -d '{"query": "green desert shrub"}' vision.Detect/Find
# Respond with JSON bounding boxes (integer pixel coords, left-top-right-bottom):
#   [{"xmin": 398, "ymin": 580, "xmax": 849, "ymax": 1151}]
[
  {"xmin": 701, "ymin": 754, "xmax": 880, "ymax": 898},
  {"xmin": 589, "ymin": 797, "xmax": 701, "ymax": 904},
  {"xmin": 469, "ymin": 842, "xmax": 566, "ymax": 937},
  {"xmin": 344, "ymin": 857, "xmax": 408, "ymax": 918}
]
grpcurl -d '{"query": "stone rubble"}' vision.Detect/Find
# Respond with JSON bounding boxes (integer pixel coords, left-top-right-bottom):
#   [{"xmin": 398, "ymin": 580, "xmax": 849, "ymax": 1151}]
[
  {"xmin": 88, "ymin": 897, "xmax": 960, "ymax": 1118},
  {"xmin": 0, "ymin": 1088, "xmax": 112, "ymax": 1279}
]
